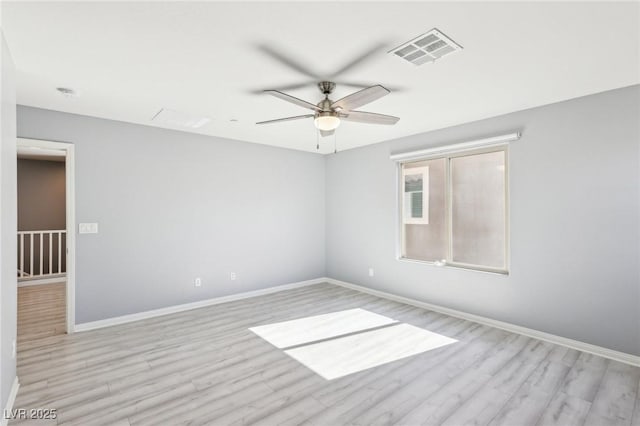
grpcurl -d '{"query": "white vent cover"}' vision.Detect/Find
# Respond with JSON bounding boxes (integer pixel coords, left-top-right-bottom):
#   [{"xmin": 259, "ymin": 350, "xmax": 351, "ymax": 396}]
[
  {"xmin": 390, "ymin": 28, "xmax": 462, "ymax": 66},
  {"xmin": 151, "ymin": 108, "xmax": 211, "ymax": 129}
]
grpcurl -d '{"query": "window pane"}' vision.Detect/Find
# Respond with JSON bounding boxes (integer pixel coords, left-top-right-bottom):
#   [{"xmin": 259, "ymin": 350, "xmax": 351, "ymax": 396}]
[
  {"xmin": 403, "ymin": 158, "xmax": 446, "ymax": 261},
  {"xmin": 410, "ymin": 192, "xmax": 423, "ymax": 218},
  {"xmin": 403, "ymin": 166, "xmax": 428, "ymax": 224},
  {"xmin": 451, "ymin": 151, "xmax": 506, "ymax": 269}
]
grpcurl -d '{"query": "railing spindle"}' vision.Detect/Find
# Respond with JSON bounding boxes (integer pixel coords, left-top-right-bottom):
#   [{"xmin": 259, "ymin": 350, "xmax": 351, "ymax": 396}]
[
  {"xmin": 39, "ymin": 233, "xmax": 43, "ymax": 276},
  {"xmin": 19, "ymin": 234, "xmax": 24, "ymax": 277},
  {"xmin": 58, "ymin": 231, "xmax": 62, "ymax": 274},
  {"xmin": 48, "ymin": 232, "xmax": 53, "ymax": 275},
  {"xmin": 29, "ymin": 233, "xmax": 34, "ymax": 277}
]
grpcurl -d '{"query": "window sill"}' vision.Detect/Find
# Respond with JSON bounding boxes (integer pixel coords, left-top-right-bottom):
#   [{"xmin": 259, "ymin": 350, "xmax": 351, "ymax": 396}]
[{"xmin": 396, "ymin": 257, "xmax": 509, "ymax": 276}]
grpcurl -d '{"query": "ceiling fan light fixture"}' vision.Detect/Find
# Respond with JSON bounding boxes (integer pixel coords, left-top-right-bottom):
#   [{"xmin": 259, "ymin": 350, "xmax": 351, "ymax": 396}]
[{"xmin": 314, "ymin": 114, "xmax": 341, "ymax": 131}]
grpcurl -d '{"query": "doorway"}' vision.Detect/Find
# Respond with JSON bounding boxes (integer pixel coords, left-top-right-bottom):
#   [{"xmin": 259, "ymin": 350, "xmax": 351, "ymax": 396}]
[{"xmin": 16, "ymin": 138, "xmax": 75, "ymax": 343}]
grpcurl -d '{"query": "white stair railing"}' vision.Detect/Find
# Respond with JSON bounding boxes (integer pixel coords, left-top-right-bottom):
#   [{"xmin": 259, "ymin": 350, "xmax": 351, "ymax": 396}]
[{"xmin": 17, "ymin": 230, "xmax": 66, "ymax": 279}]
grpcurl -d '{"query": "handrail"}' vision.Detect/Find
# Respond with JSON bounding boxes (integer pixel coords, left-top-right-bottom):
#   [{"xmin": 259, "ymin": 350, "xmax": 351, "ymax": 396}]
[{"xmin": 18, "ymin": 230, "xmax": 67, "ymax": 235}]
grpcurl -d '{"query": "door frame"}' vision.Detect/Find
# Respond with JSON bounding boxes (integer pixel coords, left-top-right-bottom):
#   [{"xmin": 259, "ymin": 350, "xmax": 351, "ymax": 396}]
[{"xmin": 17, "ymin": 138, "xmax": 76, "ymax": 333}]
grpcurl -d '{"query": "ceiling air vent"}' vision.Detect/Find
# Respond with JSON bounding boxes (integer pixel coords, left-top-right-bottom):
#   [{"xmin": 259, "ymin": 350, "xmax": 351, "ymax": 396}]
[
  {"xmin": 151, "ymin": 108, "xmax": 212, "ymax": 129},
  {"xmin": 390, "ymin": 28, "xmax": 462, "ymax": 66}
]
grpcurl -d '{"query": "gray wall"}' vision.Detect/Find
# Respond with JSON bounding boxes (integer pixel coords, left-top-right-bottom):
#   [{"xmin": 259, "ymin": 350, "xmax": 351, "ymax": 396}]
[
  {"xmin": 326, "ymin": 85, "xmax": 640, "ymax": 356},
  {"xmin": 17, "ymin": 106, "xmax": 326, "ymax": 324},
  {"xmin": 0, "ymin": 31, "xmax": 17, "ymax": 410},
  {"xmin": 17, "ymin": 159, "xmax": 66, "ymax": 231}
]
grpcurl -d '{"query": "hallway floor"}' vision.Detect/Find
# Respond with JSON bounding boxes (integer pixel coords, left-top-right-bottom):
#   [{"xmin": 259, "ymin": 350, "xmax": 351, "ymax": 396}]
[{"xmin": 18, "ymin": 282, "xmax": 66, "ymax": 345}]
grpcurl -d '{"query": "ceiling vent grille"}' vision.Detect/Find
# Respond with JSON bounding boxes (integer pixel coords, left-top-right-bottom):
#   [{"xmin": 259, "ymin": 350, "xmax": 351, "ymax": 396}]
[
  {"xmin": 390, "ymin": 28, "xmax": 462, "ymax": 66},
  {"xmin": 151, "ymin": 108, "xmax": 212, "ymax": 129}
]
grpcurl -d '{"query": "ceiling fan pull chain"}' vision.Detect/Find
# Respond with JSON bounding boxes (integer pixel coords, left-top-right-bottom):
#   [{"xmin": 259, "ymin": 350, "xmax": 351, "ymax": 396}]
[
  {"xmin": 334, "ymin": 132, "xmax": 338, "ymax": 154},
  {"xmin": 316, "ymin": 129, "xmax": 320, "ymax": 150}
]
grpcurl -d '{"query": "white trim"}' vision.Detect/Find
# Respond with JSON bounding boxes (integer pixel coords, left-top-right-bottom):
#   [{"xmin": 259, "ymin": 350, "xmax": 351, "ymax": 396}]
[
  {"xmin": 402, "ymin": 166, "xmax": 429, "ymax": 225},
  {"xmin": 396, "ymin": 257, "xmax": 509, "ymax": 276},
  {"xmin": 17, "ymin": 229, "xmax": 66, "ymax": 234},
  {"xmin": 17, "ymin": 138, "xmax": 69, "ymax": 151},
  {"xmin": 17, "ymin": 146, "xmax": 65, "ymax": 157},
  {"xmin": 17, "ymin": 138, "xmax": 76, "ymax": 334},
  {"xmin": 74, "ymin": 278, "xmax": 326, "ymax": 332},
  {"xmin": 325, "ymin": 278, "xmax": 640, "ymax": 367},
  {"xmin": 1, "ymin": 377, "xmax": 20, "ymax": 426},
  {"xmin": 65, "ymin": 144, "xmax": 76, "ymax": 334},
  {"xmin": 18, "ymin": 276, "xmax": 67, "ymax": 287},
  {"xmin": 389, "ymin": 132, "xmax": 521, "ymax": 162}
]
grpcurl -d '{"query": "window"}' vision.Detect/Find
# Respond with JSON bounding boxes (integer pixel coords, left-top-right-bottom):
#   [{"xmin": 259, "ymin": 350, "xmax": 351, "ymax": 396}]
[
  {"xmin": 402, "ymin": 166, "xmax": 429, "ymax": 224},
  {"xmin": 399, "ymin": 147, "xmax": 508, "ymax": 273}
]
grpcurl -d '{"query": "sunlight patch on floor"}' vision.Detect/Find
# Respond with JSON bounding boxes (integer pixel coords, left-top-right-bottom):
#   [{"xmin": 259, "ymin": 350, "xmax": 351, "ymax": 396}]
[
  {"xmin": 249, "ymin": 308, "xmax": 397, "ymax": 348},
  {"xmin": 250, "ymin": 309, "xmax": 458, "ymax": 380}
]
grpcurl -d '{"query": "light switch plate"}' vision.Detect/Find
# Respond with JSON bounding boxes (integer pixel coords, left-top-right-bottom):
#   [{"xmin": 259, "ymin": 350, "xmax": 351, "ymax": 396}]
[{"xmin": 79, "ymin": 223, "xmax": 99, "ymax": 234}]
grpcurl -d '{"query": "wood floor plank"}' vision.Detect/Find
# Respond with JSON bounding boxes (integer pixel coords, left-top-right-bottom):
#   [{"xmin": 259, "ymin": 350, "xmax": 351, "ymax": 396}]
[
  {"xmin": 17, "ymin": 282, "xmax": 66, "ymax": 345},
  {"xmin": 8, "ymin": 282, "xmax": 638, "ymax": 426},
  {"xmin": 487, "ymin": 354, "xmax": 575, "ymax": 426},
  {"xmin": 337, "ymin": 328, "xmax": 509, "ymax": 425},
  {"xmin": 437, "ymin": 340, "xmax": 554, "ymax": 426},
  {"xmin": 631, "ymin": 378, "xmax": 640, "ymax": 426},
  {"xmin": 389, "ymin": 333, "xmax": 529, "ymax": 426},
  {"xmin": 583, "ymin": 360, "xmax": 640, "ymax": 426},
  {"xmin": 560, "ymin": 352, "xmax": 610, "ymax": 402},
  {"xmin": 296, "ymin": 324, "xmax": 504, "ymax": 425},
  {"xmin": 536, "ymin": 391, "xmax": 592, "ymax": 426}
]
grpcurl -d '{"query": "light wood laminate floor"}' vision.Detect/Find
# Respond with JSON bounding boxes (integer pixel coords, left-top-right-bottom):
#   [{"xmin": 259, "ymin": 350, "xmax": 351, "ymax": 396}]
[
  {"xmin": 12, "ymin": 283, "xmax": 640, "ymax": 426},
  {"xmin": 17, "ymin": 282, "xmax": 66, "ymax": 345}
]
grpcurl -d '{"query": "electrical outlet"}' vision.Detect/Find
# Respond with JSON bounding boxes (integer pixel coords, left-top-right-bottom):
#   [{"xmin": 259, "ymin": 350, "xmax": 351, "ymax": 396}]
[
  {"xmin": 12, "ymin": 340, "xmax": 16, "ymax": 358},
  {"xmin": 194, "ymin": 277, "xmax": 202, "ymax": 287},
  {"xmin": 230, "ymin": 272, "xmax": 237, "ymax": 281},
  {"xmin": 368, "ymin": 268, "xmax": 375, "ymax": 277}
]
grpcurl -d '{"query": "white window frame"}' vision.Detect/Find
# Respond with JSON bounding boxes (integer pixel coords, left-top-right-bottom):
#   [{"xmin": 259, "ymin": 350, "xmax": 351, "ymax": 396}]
[
  {"xmin": 402, "ymin": 166, "xmax": 429, "ymax": 225},
  {"xmin": 393, "ymin": 132, "xmax": 519, "ymax": 275}
]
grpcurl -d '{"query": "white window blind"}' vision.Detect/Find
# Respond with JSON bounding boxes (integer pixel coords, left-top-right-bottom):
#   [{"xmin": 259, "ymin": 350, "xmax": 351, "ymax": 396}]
[{"xmin": 390, "ymin": 132, "xmax": 520, "ymax": 162}]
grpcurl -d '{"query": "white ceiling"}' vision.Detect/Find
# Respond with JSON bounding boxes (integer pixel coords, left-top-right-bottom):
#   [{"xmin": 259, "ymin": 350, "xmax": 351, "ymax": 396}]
[{"xmin": 2, "ymin": 2, "xmax": 638, "ymax": 154}]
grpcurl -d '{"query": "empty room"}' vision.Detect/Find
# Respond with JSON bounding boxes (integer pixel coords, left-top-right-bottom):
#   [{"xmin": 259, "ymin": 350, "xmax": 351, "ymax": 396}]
[{"xmin": 0, "ymin": 1, "xmax": 639, "ymax": 425}]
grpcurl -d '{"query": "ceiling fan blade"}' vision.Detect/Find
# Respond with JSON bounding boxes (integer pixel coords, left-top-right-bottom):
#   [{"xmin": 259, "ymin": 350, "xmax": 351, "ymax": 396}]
[
  {"xmin": 248, "ymin": 81, "xmax": 313, "ymax": 94},
  {"xmin": 341, "ymin": 110, "xmax": 400, "ymax": 125},
  {"xmin": 329, "ymin": 43, "xmax": 386, "ymax": 78},
  {"xmin": 332, "ymin": 85, "xmax": 390, "ymax": 111},
  {"xmin": 257, "ymin": 45, "xmax": 319, "ymax": 80},
  {"xmin": 268, "ymin": 81, "xmax": 316, "ymax": 92},
  {"xmin": 256, "ymin": 114, "xmax": 314, "ymax": 125},
  {"xmin": 319, "ymin": 129, "xmax": 335, "ymax": 137},
  {"xmin": 339, "ymin": 81, "xmax": 405, "ymax": 92},
  {"xmin": 265, "ymin": 90, "xmax": 322, "ymax": 112}
]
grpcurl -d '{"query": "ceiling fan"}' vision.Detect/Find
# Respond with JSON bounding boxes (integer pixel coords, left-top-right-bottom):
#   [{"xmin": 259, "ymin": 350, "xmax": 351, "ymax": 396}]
[{"xmin": 256, "ymin": 81, "xmax": 399, "ymax": 137}]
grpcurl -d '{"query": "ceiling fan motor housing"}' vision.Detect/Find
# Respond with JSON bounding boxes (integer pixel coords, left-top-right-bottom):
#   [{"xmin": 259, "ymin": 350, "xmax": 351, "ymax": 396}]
[
  {"xmin": 318, "ymin": 81, "xmax": 336, "ymax": 95},
  {"xmin": 317, "ymin": 98, "xmax": 333, "ymax": 112}
]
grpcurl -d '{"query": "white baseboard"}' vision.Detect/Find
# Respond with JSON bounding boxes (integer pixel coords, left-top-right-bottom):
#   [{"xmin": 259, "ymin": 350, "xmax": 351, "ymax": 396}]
[
  {"xmin": 74, "ymin": 278, "xmax": 326, "ymax": 332},
  {"xmin": 325, "ymin": 277, "xmax": 640, "ymax": 367},
  {"xmin": 1, "ymin": 376, "xmax": 20, "ymax": 426},
  {"xmin": 18, "ymin": 276, "xmax": 67, "ymax": 287}
]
